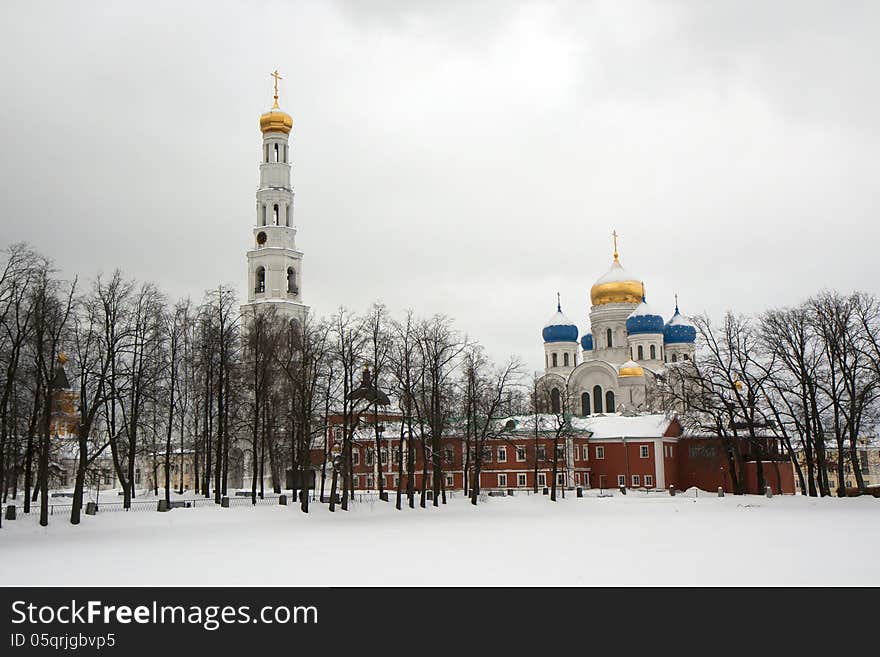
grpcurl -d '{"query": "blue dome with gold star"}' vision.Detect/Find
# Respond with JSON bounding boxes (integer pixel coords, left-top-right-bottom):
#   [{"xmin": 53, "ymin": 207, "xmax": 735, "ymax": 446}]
[
  {"xmin": 626, "ymin": 297, "xmax": 664, "ymax": 335},
  {"xmin": 664, "ymin": 302, "xmax": 697, "ymax": 344},
  {"xmin": 542, "ymin": 301, "xmax": 578, "ymax": 343}
]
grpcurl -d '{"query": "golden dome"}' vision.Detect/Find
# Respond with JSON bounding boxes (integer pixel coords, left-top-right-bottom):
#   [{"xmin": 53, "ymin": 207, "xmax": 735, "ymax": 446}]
[
  {"xmin": 618, "ymin": 361, "xmax": 645, "ymax": 378},
  {"xmin": 590, "ymin": 256, "xmax": 643, "ymax": 306},
  {"xmin": 260, "ymin": 70, "xmax": 293, "ymax": 134},
  {"xmin": 260, "ymin": 108, "xmax": 293, "ymax": 134}
]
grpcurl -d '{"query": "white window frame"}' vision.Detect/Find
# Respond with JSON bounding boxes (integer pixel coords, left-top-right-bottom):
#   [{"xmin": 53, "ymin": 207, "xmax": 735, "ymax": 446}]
[
  {"xmin": 537, "ymin": 446, "xmax": 546, "ymax": 460},
  {"xmin": 582, "ymin": 445, "xmax": 589, "ymax": 461},
  {"xmin": 537, "ymin": 473, "xmax": 547, "ymax": 488},
  {"xmin": 445, "ymin": 473, "xmax": 454, "ymax": 487},
  {"xmin": 497, "ymin": 446, "xmax": 507, "ymax": 463},
  {"xmin": 645, "ymin": 474, "xmax": 653, "ymax": 487},
  {"xmin": 517, "ymin": 473, "xmax": 527, "ymax": 487},
  {"xmin": 498, "ymin": 473, "xmax": 507, "ymax": 488},
  {"xmin": 596, "ymin": 446, "xmax": 605, "ymax": 460},
  {"xmin": 617, "ymin": 474, "xmax": 626, "ymax": 487},
  {"xmin": 640, "ymin": 445, "xmax": 649, "ymax": 459},
  {"xmin": 351, "ymin": 449, "xmax": 360, "ymax": 466},
  {"xmin": 632, "ymin": 474, "xmax": 640, "ymax": 486},
  {"xmin": 556, "ymin": 472, "xmax": 565, "ymax": 486},
  {"xmin": 516, "ymin": 446, "xmax": 526, "ymax": 462}
]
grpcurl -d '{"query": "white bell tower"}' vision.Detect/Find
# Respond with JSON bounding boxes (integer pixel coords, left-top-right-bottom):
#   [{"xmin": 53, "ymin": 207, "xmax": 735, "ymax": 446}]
[{"xmin": 242, "ymin": 70, "xmax": 308, "ymax": 328}]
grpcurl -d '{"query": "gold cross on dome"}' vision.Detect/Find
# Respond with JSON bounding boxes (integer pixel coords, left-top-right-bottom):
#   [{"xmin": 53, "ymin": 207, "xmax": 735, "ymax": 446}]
[
  {"xmin": 612, "ymin": 229, "xmax": 619, "ymax": 261},
  {"xmin": 271, "ymin": 69, "xmax": 283, "ymax": 108}
]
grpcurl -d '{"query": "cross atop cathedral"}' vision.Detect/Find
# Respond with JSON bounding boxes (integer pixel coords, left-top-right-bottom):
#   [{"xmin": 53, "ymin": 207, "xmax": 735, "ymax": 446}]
[
  {"xmin": 557, "ymin": 291, "xmax": 561, "ymax": 312},
  {"xmin": 612, "ymin": 229, "xmax": 619, "ymax": 261},
  {"xmin": 271, "ymin": 69, "xmax": 283, "ymax": 108}
]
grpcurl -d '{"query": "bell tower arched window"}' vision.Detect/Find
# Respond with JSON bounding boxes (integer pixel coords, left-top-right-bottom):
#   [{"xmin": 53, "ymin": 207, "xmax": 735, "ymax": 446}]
[
  {"xmin": 287, "ymin": 267, "xmax": 296, "ymax": 294},
  {"xmin": 261, "ymin": 205, "xmax": 267, "ymax": 226},
  {"xmin": 637, "ymin": 345, "xmax": 644, "ymax": 360},
  {"xmin": 274, "ymin": 143, "xmax": 280, "ymax": 162},
  {"xmin": 593, "ymin": 385, "xmax": 603, "ymax": 413},
  {"xmin": 606, "ymin": 328, "xmax": 613, "ymax": 348},
  {"xmin": 563, "ymin": 353, "xmax": 569, "ymax": 367},
  {"xmin": 273, "ymin": 204, "xmax": 279, "ymax": 225},
  {"xmin": 650, "ymin": 345, "xmax": 656, "ymax": 360},
  {"xmin": 255, "ymin": 267, "xmax": 266, "ymax": 294},
  {"xmin": 552, "ymin": 353, "xmax": 558, "ymax": 368},
  {"xmin": 286, "ymin": 205, "xmax": 291, "ymax": 227},
  {"xmin": 605, "ymin": 390, "xmax": 615, "ymax": 414}
]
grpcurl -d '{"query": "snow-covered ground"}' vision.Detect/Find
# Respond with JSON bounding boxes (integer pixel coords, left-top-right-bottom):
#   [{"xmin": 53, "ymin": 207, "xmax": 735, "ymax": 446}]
[{"xmin": 1, "ymin": 490, "xmax": 878, "ymax": 586}]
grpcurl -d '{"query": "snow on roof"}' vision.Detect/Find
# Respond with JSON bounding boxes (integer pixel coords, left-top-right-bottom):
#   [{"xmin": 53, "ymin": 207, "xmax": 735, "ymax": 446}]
[
  {"xmin": 544, "ymin": 309, "xmax": 576, "ymax": 328},
  {"xmin": 628, "ymin": 299, "xmax": 661, "ymax": 318},
  {"xmin": 667, "ymin": 310, "xmax": 694, "ymax": 327},
  {"xmin": 594, "ymin": 259, "xmax": 639, "ymax": 285},
  {"xmin": 496, "ymin": 413, "xmax": 674, "ymax": 438},
  {"xmin": 571, "ymin": 413, "xmax": 673, "ymax": 438}
]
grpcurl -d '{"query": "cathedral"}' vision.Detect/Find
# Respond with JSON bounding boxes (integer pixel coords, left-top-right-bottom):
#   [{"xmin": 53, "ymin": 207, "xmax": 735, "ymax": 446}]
[
  {"xmin": 241, "ymin": 70, "xmax": 309, "ymax": 328},
  {"xmin": 539, "ymin": 233, "xmax": 697, "ymax": 416}
]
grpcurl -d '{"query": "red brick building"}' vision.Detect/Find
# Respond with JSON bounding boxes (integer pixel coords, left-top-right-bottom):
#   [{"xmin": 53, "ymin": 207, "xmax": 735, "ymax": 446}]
[{"xmin": 314, "ymin": 412, "xmax": 795, "ymax": 496}]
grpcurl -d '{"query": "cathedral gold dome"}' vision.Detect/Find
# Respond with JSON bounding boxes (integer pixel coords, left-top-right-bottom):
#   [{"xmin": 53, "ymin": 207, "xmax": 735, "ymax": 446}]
[
  {"xmin": 590, "ymin": 256, "xmax": 643, "ymax": 306},
  {"xmin": 260, "ymin": 108, "xmax": 293, "ymax": 134}
]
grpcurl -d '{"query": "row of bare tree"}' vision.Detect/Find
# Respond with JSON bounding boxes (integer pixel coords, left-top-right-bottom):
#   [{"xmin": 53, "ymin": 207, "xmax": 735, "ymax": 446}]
[
  {"xmin": 656, "ymin": 291, "xmax": 880, "ymax": 496},
  {"xmin": 0, "ymin": 243, "xmax": 533, "ymax": 529}
]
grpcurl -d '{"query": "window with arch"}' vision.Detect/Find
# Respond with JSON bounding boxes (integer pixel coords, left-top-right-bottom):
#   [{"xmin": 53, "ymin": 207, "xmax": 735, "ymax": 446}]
[
  {"xmin": 261, "ymin": 204, "xmax": 267, "ymax": 226},
  {"xmin": 274, "ymin": 143, "xmax": 280, "ymax": 163},
  {"xmin": 286, "ymin": 205, "xmax": 291, "ymax": 227},
  {"xmin": 550, "ymin": 388, "xmax": 561, "ymax": 414},
  {"xmin": 273, "ymin": 204, "xmax": 279, "ymax": 225},
  {"xmin": 606, "ymin": 328, "xmax": 613, "ymax": 348},
  {"xmin": 255, "ymin": 267, "xmax": 266, "ymax": 294},
  {"xmin": 552, "ymin": 353, "xmax": 558, "ymax": 368},
  {"xmin": 605, "ymin": 390, "xmax": 615, "ymax": 414},
  {"xmin": 593, "ymin": 385, "xmax": 603, "ymax": 413},
  {"xmin": 637, "ymin": 345, "xmax": 644, "ymax": 360},
  {"xmin": 563, "ymin": 352, "xmax": 569, "ymax": 367},
  {"xmin": 284, "ymin": 144, "xmax": 288, "ymax": 163},
  {"xmin": 581, "ymin": 392, "xmax": 590, "ymax": 416},
  {"xmin": 671, "ymin": 354, "xmax": 678, "ymax": 363},
  {"xmin": 287, "ymin": 267, "xmax": 296, "ymax": 294},
  {"xmin": 545, "ymin": 354, "xmax": 548, "ymax": 369},
  {"xmin": 265, "ymin": 144, "xmax": 270, "ymax": 163},
  {"xmin": 650, "ymin": 345, "xmax": 657, "ymax": 360},
  {"xmin": 683, "ymin": 354, "xmax": 690, "ymax": 361}
]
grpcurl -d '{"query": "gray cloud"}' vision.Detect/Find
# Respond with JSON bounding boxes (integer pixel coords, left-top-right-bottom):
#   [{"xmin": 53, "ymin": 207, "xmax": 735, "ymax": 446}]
[{"xmin": 1, "ymin": 0, "xmax": 877, "ymax": 373}]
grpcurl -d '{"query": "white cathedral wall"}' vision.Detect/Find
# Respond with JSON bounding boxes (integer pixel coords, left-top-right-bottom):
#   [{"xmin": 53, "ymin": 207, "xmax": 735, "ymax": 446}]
[
  {"xmin": 627, "ymin": 333, "xmax": 664, "ymax": 366},
  {"xmin": 588, "ymin": 303, "xmax": 637, "ymax": 366}
]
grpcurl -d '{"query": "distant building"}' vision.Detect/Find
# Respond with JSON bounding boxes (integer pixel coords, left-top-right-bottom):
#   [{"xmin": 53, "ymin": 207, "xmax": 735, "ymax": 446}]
[{"xmin": 792, "ymin": 439, "xmax": 880, "ymax": 494}]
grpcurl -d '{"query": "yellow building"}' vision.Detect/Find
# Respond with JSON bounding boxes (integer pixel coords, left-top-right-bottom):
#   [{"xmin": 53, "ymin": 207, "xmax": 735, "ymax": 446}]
[{"xmin": 793, "ymin": 438, "xmax": 880, "ymax": 494}]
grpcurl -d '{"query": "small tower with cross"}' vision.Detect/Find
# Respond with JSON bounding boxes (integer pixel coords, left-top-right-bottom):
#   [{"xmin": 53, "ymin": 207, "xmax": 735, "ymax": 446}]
[{"xmin": 242, "ymin": 70, "xmax": 309, "ymax": 330}]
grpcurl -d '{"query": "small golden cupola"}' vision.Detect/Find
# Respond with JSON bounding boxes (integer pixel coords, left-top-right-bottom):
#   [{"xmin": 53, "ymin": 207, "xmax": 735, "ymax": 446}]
[
  {"xmin": 618, "ymin": 360, "xmax": 645, "ymax": 378},
  {"xmin": 590, "ymin": 230, "xmax": 644, "ymax": 306},
  {"xmin": 259, "ymin": 69, "xmax": 293, "ymax": 135}
]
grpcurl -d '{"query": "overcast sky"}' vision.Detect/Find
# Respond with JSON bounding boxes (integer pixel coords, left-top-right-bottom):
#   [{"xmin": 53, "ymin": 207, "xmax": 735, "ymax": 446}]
[{"xmin": 1, "ymin": 0, "xmax": 878, "ymax": 372}]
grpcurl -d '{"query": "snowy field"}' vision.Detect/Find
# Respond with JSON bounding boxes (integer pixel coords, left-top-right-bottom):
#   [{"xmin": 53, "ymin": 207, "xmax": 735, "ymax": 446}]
[{"xmin": 1, "ymin": 490, "xmax": 879, "ymax": 586}]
